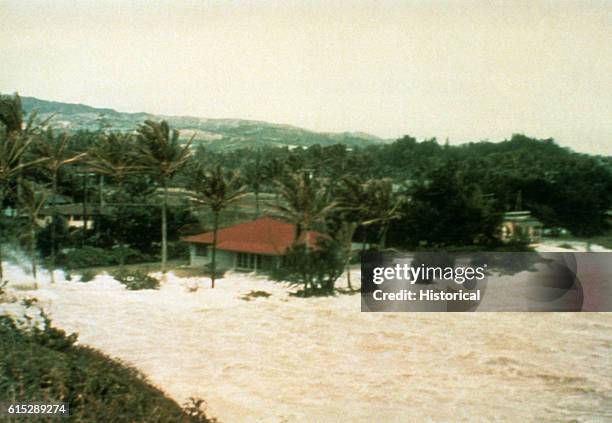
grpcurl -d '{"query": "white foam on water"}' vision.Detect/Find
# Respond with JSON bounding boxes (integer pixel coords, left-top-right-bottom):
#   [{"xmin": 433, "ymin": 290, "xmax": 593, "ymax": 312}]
[
  {"xmin": 2, "ymin": 250, "xmax": 611, "ymax": 422},
  {"xmin": 536, "ymin": 239, "xmax": 612, "ymax": 252},
  {"xmin": 1, "ymin": 246, "xmax": 67, "ymax": 287}
]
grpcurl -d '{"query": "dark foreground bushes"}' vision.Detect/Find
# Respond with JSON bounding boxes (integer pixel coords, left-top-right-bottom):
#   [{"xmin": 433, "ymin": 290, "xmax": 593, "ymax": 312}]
[
  {"xmin": 271, "ymin": 239, "xmax": 345, "ymax": 296},
  {"xmin": 112, "ymin": 269, "xmax": 160, "ymax": 290},
  {"xmin": 0, "ymin": 314, "xmax": 217, "ymax": 422},
  {"xmin": 56, "ymin": 246, "xmax": 157, "ymax": 271}
]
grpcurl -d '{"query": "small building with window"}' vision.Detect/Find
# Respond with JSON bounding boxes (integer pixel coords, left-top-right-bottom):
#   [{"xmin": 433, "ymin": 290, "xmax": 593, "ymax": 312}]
[
  {"xmin": 500, "ymin": 211, "xmax": 543, "ymax": 244},
  {"xmin": 182, "ymin": 217, "xmax": 321, "ymax": 272},
  {"xmin": 37, "ymin": 204, "xmax": 109, "ymax": 229}
]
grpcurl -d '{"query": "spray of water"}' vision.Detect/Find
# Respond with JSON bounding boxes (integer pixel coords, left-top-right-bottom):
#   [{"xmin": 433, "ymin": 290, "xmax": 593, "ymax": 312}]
[{"xmin": 1, "ymin": 244, "xmax": 66, "ymax": 287}]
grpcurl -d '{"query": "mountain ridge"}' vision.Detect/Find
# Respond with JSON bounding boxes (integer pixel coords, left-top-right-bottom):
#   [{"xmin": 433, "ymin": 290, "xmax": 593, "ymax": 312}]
[{"xmin": 20, "ymin": 96, "xmax": 389, "ymax": 150}]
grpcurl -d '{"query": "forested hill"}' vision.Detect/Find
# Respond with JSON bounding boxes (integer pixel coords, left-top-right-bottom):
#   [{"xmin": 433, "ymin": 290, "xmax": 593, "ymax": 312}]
[
  {"xmin": 371, "ymin": 135, "xmax": 612, "ymax": 238},
  {"xmin": 20, "ymin": 96, "xmax": 387, "ymax": 151}
]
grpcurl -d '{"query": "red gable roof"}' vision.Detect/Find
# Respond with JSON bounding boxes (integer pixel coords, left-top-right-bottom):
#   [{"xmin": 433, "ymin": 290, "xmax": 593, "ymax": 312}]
[{"xmin": 182, "ymin": 217, "xmax": 321, "ymax": 256}]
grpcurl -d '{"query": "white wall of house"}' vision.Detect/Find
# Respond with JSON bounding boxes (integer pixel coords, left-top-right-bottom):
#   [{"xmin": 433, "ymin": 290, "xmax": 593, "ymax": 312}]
[
  {"xmin": 216, "ymin": 250, "xmax": 236, "ymax": 269},
  {"xmin": 190, "ymin": 244, "xmax": 209, "ymax": 266},
  {"xmin": 188, "ymin": 244, "xmax": 281, "ymax": 272},
  {"xmin": 189, "ymin": 244, "xmax": 234, "ymax": 269}
]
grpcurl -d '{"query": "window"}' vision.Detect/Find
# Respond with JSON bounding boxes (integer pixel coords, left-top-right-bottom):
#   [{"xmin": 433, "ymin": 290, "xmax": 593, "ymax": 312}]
[
  {"xmin": 237, "ymin": 253, "xmax": 262, "ymax": 270},
  {"xmin": 196, "ymin": 245, "xmax": 208, "ymax": 257}
]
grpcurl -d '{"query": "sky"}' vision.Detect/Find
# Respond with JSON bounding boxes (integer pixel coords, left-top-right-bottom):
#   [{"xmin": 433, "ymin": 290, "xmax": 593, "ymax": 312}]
[{"xmin": 1, "ymin": 0, "xmax": 610, "ymax": 154}]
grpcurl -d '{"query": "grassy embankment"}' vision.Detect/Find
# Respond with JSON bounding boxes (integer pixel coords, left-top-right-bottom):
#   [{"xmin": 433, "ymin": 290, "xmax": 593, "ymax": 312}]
[{"xmin": 0, "ymin": 313, "xmax": 217, "ymax": 422}]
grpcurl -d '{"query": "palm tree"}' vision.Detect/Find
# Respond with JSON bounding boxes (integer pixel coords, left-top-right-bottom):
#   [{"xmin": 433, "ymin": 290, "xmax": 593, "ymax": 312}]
[
  {"xmin": 275, "ymin": 172, "xmax": 336, "ymax": 293},
  {"xmin": 275, "ymin": 172, "xmax": 336, "ymax": 244},
  {"xmin": 243, "ymin": 151, "xmax": 264, "ymax": 217},
  {"xmin": 0, "ymin": 131, "xmax": 44, "ymax": 280},
  {"xmin": 335, "ymin": 176, "xmax": 370, "ymax": 289},
  {"xmin": 87, "ymin": 132, "xmax": 142, "ymax": 269},
  {"xmin": 136, "ymin": 120, "xmax": 193, "ymax": 274},
  {"xmin": 0, "ymin": 94, "xmax": 47, "ymax": 280},
  {"xmin": 362, "ymin": 178, "xmax": 404, "ymax": 250},
  {"xmin": 32, "ymin": 129, "xmax": 87, "ymax": 282},
  {"xmin": 18, "ymin": 181, "xmax": 46, "ymax": 281},
  {"xmin": 0, "ymin": 93, "xmax": 49, "ymax": 196},
  {"xmin": 262, "ymin": 157, "xmax": 286, "ymax": 201},
  {"xmin": 0, "ymin": 93, "xmax": 26, "ymax": 134},
  {"xmin": 188, "ymin": 165, "xmax": 246, "ymax": 288}
]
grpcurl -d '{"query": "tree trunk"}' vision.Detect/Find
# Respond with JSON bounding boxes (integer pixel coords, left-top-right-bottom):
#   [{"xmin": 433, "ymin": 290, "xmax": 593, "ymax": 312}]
[
  {"xmin": 379, "ymin": 222, "xmax": 389, "ymax": 250},
  {"xmin": 117, "ymin": 181, "xmax": 126, "ymax": 271},
  {"xmin": 96, "ymin": 175, "xmax": 104, "ymax": 242},
  {"xmin": 50, "ymin": 172, "xmax": 58, "ymax": 283},
  {"xmin": 303, "ymin": 223, "xmax": 311, "ymax": 294},
  {"xmin": 99, "ymin": 175, "xmax": 104, "ymax": 206},
  {"xmin": 161, "ymin": 181, "xmax": 168, "ymax": 274},
  {"xmin": 82, "ymin": 173, "xmax": 88, "ymax": 245},
  {"xmin": 30, "ymin": 223, "xmax": 37, "ymax": 281},
  {"xmin": 254, "ymin": 188, "xmax": 260, "ymax": 218},
  {"xmin": 346, "ymin": 264, "xmax": 352, "ymax": 289},
  {"xmin": 211, "ymin": 211, "xmax": 219, "ymax": 288},
  {"xmin": 0, "ymin": 187, "xmax": 4, "ymax": 281},
  {"xmin": 293, "ymin": 221, "xmax": 310, "ymax": 291},
  {"xmin": 344, "ymin": 223, "xmax": 358, "ymax": 291},
  {"xmin": 343, "ymin": 222, "xmax": 359, "ymax": 291}
]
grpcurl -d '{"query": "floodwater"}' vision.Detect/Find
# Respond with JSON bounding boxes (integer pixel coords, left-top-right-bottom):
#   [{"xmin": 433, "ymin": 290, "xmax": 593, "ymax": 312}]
[{"xmin": 2, "ymin": 260, "xmax": 611, "ymax": 422}]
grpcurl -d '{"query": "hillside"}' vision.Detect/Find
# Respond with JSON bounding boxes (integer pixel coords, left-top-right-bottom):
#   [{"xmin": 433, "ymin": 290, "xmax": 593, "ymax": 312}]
[{"xmin": 21, "ymin": 96, "xmax": 387, "ymax": 151}]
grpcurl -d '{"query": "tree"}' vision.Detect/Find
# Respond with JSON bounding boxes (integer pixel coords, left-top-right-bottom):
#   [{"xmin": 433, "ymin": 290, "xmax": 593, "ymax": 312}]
[
  {"xmin": 0, "ymin": 93, "xmax": 47, "ymax": 280},
  {"xmin": 362, "ymin": 178, "xmax": 403, "ymax": 250},
  {"xmin": 333, "ymin": 176, "xmax": 371, "ymax": 289},
  {"xmin": 32, "ymin": 128, "xmax": 86, "ymax": 282},
  {"xmin": 87, "ymin": 132, "xmax": 142, "ymax": 268},
  {"xmin": 136, "ymin": 120, "xmax": 193, "ymax": 274},
  {"xmin": 394, "ymin": 161, "xmax": 502, "ymax": 247},
  {"xmin": 275, "ymin": 172, "xmax": 336, "ymax": 293},
  {"xmin": 17, "ymin": 181, "xmax": 46, "ymax": 280},
  {"xmin": 275, "ymin": 172, "xmax": 336, "ymax": 244},
  {"xmin": 187, "ymin": 165, "xmax": 245, "ymax": 288},
  {"xmin": 274, "ymin": 238, "xmax": 344, "ymax": 295},
  {"xmin": 243, "ymin": 151, "xmax": 264, "ymax": 217}
]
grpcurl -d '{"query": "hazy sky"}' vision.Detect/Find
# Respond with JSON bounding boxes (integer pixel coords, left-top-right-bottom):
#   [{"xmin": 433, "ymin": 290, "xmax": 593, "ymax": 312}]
[{"xmin": 1, "ymin": 0, "xmax": 610, "ymax": 154}]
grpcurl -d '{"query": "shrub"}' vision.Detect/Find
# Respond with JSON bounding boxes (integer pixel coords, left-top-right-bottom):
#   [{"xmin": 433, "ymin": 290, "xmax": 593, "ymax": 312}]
[
  {"xmin": 272, "ymin": 238, "xmax": 344, "ymax": 296},
  {"xmin": 57, "ymin": 246, "xmax": 161, "ymax": 271},
  {"xmin": 79, "ymin": 270, "xmax": 97, "ymax": 282},
  {"xmin": 168, "ymin": 241, "xmax": 190, "ymax": 260},
  {"xmin": 204, "ymin": 263, "xmax": 227, "ymax": 279},
  {"xmin": 115, "ymin": 246, "xmax": 158, "ymax": 265},
  {"xmin": 57, "ymin": 246, "xmax": 118, "ymax": 270},
  {"xmin": 0, "ymin": 313, "xmax": 218, "ymax": 422},
  {"xmin": 112, "ymin": 269, "xmax": 160, "ymax": 290},
  {"xmin": 240, "ymin": 290, "xmax": 272, "ymax": 301}
]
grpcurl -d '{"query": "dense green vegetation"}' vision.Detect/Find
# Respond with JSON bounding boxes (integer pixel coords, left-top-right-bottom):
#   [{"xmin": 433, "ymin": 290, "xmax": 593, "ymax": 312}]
[
  {"xmin": 197, "ymin": 134, "xmax": 611, "ymax": 240},
  {"xmin": 111, "ymin": 269, "xmax": 161, "ymax": 290},
  {"xmin": 1, "ymin": 92, "xmax": 611, "ymax": 291},
  {"xmin": 0, "ymin": 313, "xmax": 217, "ymax": 422}
]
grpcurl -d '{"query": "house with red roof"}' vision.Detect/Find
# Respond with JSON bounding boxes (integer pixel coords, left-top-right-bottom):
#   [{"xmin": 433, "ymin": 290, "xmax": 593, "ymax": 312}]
[{"xmin": 182, "ymin": 217, "xmax": 321, "ymax": 272}]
